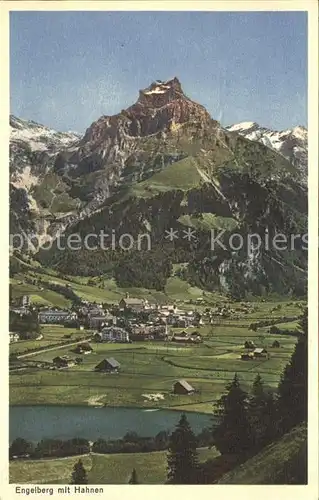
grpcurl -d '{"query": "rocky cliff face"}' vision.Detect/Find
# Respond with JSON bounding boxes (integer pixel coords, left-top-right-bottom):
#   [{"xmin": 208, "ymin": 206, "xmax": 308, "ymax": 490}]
[{"xmin": 53, "ymin": 77, "xmax": 219, "ymax": 208}]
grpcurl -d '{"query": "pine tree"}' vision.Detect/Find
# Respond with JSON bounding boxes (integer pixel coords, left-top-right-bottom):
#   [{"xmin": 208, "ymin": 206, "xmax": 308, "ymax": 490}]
[
  {"xmin": 128, "ymin": 468, "xmax": 139, "ymax": 484},
  {"xmin": 212, "ymin": 373, "xmax": 252, "ymax": 456},
  {"xmin": 277, "ymin": 308, "xmax": 307, "ymax": 434},
  {"xmin": 248, "ymin": 374, "xmax": 278, "ymax": 450},
  {"xmin": 70, "ymin": 459, "xmax": 88, "ymax": 485},
  {"xmin": 167, "ymin": 413, "xmax": 199, "ymax": 484}
]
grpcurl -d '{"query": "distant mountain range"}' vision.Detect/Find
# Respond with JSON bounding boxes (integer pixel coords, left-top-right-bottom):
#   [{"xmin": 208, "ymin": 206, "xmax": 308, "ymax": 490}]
[
  {"xmin": 9, "ymin": 78, "xmax": 308, "ymax": 298},
  {"xmin": 226, "ymin": 121, "xmax": 307, "ymax": 185}
]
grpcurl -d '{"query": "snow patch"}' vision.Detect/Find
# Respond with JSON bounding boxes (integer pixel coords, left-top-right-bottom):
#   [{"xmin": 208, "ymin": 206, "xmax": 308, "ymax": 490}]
[{"xmin": 228, "ymin": 121, "xmax": 257, "ymax": 131}]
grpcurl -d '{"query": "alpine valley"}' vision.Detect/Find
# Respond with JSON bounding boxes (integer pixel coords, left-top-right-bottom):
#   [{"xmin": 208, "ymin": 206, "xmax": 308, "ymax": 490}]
[{"xmin": 10, "ymin": 78, "xmax": 308, "ymax": 299}]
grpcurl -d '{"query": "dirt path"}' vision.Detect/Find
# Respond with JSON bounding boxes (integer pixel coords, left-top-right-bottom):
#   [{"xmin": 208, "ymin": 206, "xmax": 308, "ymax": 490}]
[{"xmin": 17, "ymin": 338, "xmax": 92, "ymax": 359}]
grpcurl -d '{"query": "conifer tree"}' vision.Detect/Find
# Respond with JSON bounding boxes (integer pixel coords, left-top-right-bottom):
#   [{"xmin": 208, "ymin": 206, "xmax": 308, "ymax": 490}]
[
  {"xmin": 277, "ymin": 308, "xmax": 307, "ymax": 433},
  {"xmin": 212, "ymin": 373, "xmax": 252, "ymax": 455},
  {"xmin": 248, "ymin": 374, "xmax": 278, "ymax": 450},
  {"xmin": 167, "ymin": 413, "xmax": 199, "ymax": 484},
  {"xmin": 128, "ymin": 468, "xmax": 139, "ymax": 484},
  {"xmin": 70, "ymin": 459, "xmax": 88, "ymax": 485}
]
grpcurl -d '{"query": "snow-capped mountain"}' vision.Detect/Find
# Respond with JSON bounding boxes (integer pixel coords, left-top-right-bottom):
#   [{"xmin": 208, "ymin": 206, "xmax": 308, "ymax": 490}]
[
  {"xmin": 10, "ymin": 115, "xmax": 80, "ymax": 152},
  {"xmin": 10, "ymin": 115, "xmax": 81, "ymax": 189},
  {"xmin": 10, "ymin": 116, "xmax": 82, "ymax": 250},
  {"xmin": 226, "ymin": 121, "xmax": 307, "ymax": 184}
]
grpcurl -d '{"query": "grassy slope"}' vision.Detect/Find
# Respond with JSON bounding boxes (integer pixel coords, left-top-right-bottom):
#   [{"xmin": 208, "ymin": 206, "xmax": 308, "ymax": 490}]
[
  {"xmin": 10, "ymin": 278, "xmax": 71, "ymax": 308},
  {"xmin": 131, "ymin": 157, "xmax": 201, "ymax": 197},
  {"xmin": 9, "ymin": 448, "xmax": 219, "ymax": 485},
  {"xmin": 218, "ymin": 423, "xmax": 307, "ymax": 484}
]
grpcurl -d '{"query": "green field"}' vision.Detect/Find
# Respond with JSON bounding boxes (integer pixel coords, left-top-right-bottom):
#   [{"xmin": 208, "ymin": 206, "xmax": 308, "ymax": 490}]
[
  {"xmin": 10, "ymin": 265, "xmax": 303, "ymax": 411},
  {"xmin": 10, "ymin": 321, "xmax": 297, "ymax": 410},
  {"xmin": 9, "ymin": 448, "xmax": 219, "ymax": 484},
  {"xmin": 10, "ymin": 326, "xmax": 90, "ymax": 355}
]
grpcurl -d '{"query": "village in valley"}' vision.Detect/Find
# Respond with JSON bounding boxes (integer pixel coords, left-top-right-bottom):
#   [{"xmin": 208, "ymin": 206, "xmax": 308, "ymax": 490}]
[
  {"xmin": 9, "ymin": 277, "xmax": 304, "ymax": 406},
  {"xmin": 9, "ymin": 273, "xmax": 307, "ymax": 484}
]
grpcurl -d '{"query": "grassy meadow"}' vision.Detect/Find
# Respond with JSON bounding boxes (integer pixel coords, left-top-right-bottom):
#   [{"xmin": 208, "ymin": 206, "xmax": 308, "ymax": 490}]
[
  {"xmin": 9, "ymin": 447, "xmax": 220, "ymax": 485},
  {"xmin": 10, "ymin": 312, "xmax": 299, "ymax": 411}
]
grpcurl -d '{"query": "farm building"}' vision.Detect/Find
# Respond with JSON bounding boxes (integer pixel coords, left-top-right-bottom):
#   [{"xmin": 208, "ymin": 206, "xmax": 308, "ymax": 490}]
[
  {"xmin": 170, "ymin": 331, "xmax": 202, "ymax": 344},
  {"xmin": 94, "ymin": 357, "xmax": 121, "ymax": 373},
  {"xmin": 73, "ymin": 343, "xmax": 93, "ymax": 354},
  {"xmin": 272, "ymin": 340, "xmax": 280, "ymax": 348},
  {"xmin": 189, "ymin": 332, "xmax": 203, "ymax": 343},
  {"xmin": 52, "ymin": 356, "xmax": 75, "ymax": 368},
  {"xmin": 253, "ymin": 348, "xmax": 268, "ymax": 358},
  {"xmin": 173, "ymin": 379, "xmax": 195, "ymax": 395},
  {"xmin": 241, "ymin": 353, "xmax": 254, "ymax": 360},
  {"xmin": 171, "ymin": 334, "xmax": 190, "ymax": 343},
  {"xmin": 244, "ymin": 340, "xmax": 255, "ymax": 349}
]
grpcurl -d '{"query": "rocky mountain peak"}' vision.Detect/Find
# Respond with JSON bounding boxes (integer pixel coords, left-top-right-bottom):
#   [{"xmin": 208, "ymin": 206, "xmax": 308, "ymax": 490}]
[
  {"xmin": 80, "ymin": 77, "xmax": 213, "ymax": 144},
  {"xmin": 137, "ymin": 77, "xmax": 184, "ymax": 107}
]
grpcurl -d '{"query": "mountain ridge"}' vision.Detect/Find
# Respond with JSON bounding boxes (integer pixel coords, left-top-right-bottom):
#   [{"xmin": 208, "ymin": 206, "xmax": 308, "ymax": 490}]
[
  {"xmin": 226, "ymin": 121, "xmax": 307, "ymax": 184},
  {"xmin": 9, "ymin": 78, "xmax": 308, "ymax": 298}
]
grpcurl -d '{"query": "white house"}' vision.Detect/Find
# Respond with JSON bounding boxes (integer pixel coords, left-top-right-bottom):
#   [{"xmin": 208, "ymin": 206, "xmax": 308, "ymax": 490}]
[
  {"xmin": 101, "ymin": 326, "xmax": 130, "ymax": 343},
  {"xmin": 9, "ymin": 332, "xmax": 20, "ymax": 343}
]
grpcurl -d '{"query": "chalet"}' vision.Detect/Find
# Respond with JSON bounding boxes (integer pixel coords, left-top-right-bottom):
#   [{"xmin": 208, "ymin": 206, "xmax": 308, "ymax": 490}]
[
  {"xmin": 74, "ymin": 343, "xmax": 93, "ymax": 354},
  {"xmin": 241, "ymin": 353, "xmax": 254, "ymax": 360},
  {"xmin": 244, "ymin": 340, "xmax": 256, "ymax": 349},
  {"xmin": 38, "ymin": 310, "xmax": 77, "ymax": 325},
  {"xmin": 94, "ymin": 357, "xmax": 121, "ymax": 373},
  {"xmin": 189, "ymin": 332, "xmax": 203, "ymax": 343},
  {"xmin": 170, "ymin": 331, "xmax": 190, "ymax": 343},
  {"xmin": 119, "ymin": 297, "xmax": 145, "ymax": 312},
  {"xmin": 52, "ymin": 356, "xmax": 75, "ymax": 368},
  {"xmin": 173, "ymin": 379, "xmax": 195, "ymax": 395},
  {"xmin": 253, "ymin": 348, "xmax": 268, "ymax": 358},
  {"xmin": 100, "ymin": 326, "xmax": 130, "ymax": 343},
  {"xmin": 272, "ymin": 340, "xmax": 280, "ymax": 348}
]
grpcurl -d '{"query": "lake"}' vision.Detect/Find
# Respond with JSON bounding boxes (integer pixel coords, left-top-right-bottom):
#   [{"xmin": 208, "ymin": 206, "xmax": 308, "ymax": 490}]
[{"xmin": 10, "ymin": 406, "xmax": 214, "ymax": 443}]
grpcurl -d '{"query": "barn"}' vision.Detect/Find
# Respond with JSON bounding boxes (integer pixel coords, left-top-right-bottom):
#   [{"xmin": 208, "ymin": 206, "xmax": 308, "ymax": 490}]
[
  {"xmin": 253, "ymin": 348, "xmax": 268, "ymax": 358},
  {"xmin": 94, "ymin": 357, "xmax": 121, "ymax": 373},
  {"xmin": 272, "ymin": 340, "xmax": 280, "ymax": 348},
  {"xmin": 241, "ymin": 353, "xmax": 253, "ymax": 360},
  {"xmin": 173, "ymin": 379, "xmax": 195, "ymax": 395},
  {"xmin": 244, "ymin": 340, "xmax": 255, "ymax": 349}
]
